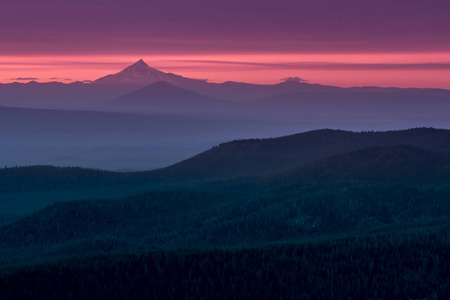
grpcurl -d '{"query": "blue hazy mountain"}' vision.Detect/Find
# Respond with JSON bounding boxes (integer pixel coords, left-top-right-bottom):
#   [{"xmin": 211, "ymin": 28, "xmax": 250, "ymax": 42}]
[
  {"xmin": 106, "ymin": 81, "xmax": 232, "ymax": 114},
  {"xmin": 0, "ymin": 104, "xmax": 307, "ymax": 171},
  {"xmin": 1, "ymin": 59, "xmax": 450, "ymax": 123}
]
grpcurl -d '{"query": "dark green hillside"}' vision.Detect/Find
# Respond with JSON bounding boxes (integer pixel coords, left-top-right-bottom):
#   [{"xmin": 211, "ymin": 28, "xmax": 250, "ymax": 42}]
[
  {"xmin": 153, "ymin": 127, "xmax": 450, "ymax": 179},
  {"xmin": 2, "ymin": 128, "xmax": 450, "ymax": 298},
  {"xmin": 1, "ymin": 228, "xmax": 449, "ymax": 300},
  {"xmin": 2, "ymin": 143, "xmax": 450, "ymax": 266},
  {"xmin": 0, "ymin": 190, "xmax": 225, "ymax": 248},
  {"xmin": 0, "ymin": 166, "xmax": 160, "ymax": 222},
  {"xmin": 280, "ymin": 144, "xmax": 450, "ymax": 183},
  {"xmin": 0, "ymin": 166, "xmax": 125, "ymax": 193}
]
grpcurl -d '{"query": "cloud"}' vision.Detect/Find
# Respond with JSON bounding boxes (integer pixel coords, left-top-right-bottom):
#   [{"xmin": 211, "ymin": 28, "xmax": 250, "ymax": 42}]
[
  {"xmin": 281, "ymin": 76, "xmax": 307, "ymax": 83},
  {"xmin": 189, "ymin": 77, "xmax": 208, "ymax": 82},
  {"xmin": 49, "ymin": 77, "xmax": 72, "ymax": 81},
  {"xmin": 9, "ymin": 77, "xmax": 39, "ymax": 81},
  {"xmin": 175, "ymin": 60, "xmax": 450, "ymax": 71}
]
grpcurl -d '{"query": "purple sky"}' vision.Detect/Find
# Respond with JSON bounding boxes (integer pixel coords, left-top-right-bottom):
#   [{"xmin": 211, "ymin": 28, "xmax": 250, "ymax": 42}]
[
  {"xmin": 2, "ymin": 0, "xmax": 450, "ymax": 55},
  {"xmin": 1, "ymin": 0, "xmax": 450, "ymax": 88}
]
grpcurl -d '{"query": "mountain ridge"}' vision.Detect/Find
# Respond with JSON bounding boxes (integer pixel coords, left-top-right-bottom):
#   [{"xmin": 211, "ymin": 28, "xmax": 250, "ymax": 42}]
[
  {"xmin": 2, "ymin": 139, "xmax": 450, "ymax": 262},
  {"xmin": 279, "ymin": 144, "xmax": 450, "ymax": 182},
  {"xmin": 149, "ymin": 127, "xmax": 450, "ymax": 179},
  {"xmin": 4, "ymin": 127, "xmax": 450, "ymax": 194},
  {"xmin": 2, "ymin": 59, "xmax": 450, "ymax": 110},
  {"xmin": 106, "ymin": 81, "xmax": 227, "ymax": 112}
]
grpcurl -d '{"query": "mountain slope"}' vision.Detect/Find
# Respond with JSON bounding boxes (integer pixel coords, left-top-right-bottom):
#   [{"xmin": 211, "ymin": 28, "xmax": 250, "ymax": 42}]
[
  {"xmin": 2, "ymin": 230, "xmax": 449, "ymax": 300},
  {"xmin": 94, "ymin": 59, "xmax": 206, "ymax": 88},
  {"xmin": 4, "ymin": 127, "xmax": 450, "ymax": 186},
  {"xmin": 2, "ymin": 142, "xmax": 450, "ymax": 267},
  {"xmin": 106, "ymin": 81, "xmax": 231, "ymax": 113},
  {"xmin": 0, "ymin": 189, "xmax": 223, "ymax": 248},
  {"xmin": 153, "ymin": 127, "xmax": 450, "ymax": 179},
  {"xmin": 281, "ymin": 144, "xmax": 450, "ymax": 182}
]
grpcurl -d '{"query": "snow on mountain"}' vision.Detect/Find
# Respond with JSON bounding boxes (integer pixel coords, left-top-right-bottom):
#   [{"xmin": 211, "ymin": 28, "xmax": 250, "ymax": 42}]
[{"xmin": 94, "ymin": 59, "xmax": 201, "ymax": 86}]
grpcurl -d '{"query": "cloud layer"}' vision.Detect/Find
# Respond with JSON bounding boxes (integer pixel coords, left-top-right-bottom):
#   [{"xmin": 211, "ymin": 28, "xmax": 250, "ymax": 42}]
[{"xmin": 9, "ymin": 77, "xmax": 39, "ymax": 81}]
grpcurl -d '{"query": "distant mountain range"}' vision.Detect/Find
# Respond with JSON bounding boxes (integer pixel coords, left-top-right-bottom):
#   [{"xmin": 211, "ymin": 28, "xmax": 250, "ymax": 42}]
[
  {"xmin": 106, "ymin": 81, "xmax": 230, "ymax": 113},
  {"xmin": 0, "ymin": 104, "xmax": 308, "ymax": 171},
  {"xmin": 1, "ymin": 59, "xmax": 450, "ymax": 122}
]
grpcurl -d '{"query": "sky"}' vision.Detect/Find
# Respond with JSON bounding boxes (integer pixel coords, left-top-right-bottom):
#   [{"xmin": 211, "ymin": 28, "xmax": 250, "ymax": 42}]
[{"xmin": 1, "ymin": 0, "xmax": 450, "ymax": 88}]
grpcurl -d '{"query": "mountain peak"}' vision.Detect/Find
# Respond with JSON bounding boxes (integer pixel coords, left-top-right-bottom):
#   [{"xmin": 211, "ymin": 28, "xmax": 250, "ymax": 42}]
[
  {"xmin": 93, "ymin": 59, "xmax": 207, "ymax": 87},
  {"xmin": 130, "ymin": 59, "xmax": 150, "ymax": 69},
  {"xmin": 122, "ymin": 59, "xmax": 156, "ymax": 75},
  {"xmin": 94, "ymin": 59, "xmax": 178, "ymax": 85}
]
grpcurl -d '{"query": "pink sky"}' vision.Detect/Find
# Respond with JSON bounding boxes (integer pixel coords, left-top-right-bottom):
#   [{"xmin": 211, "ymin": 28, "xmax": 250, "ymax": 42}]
[
  {"xmin": 1, "ymin": 1, "xmax": 450, "ymax": 89},
  {"xmin": 1, "ymin": 53, "xmax": 450, "ymax": 89}
]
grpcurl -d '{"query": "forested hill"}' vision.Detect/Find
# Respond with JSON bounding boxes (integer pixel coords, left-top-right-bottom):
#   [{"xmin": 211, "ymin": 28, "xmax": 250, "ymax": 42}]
[
  {"xmin": 2, "ymin": 128, "xmax": 450, "ymax": 298},
  {"xmin": 153, "ymin": 127, "xmax": 450, "ymax": 179},
  {"xmin": 3, "ymin": 128, "xmax": 450, "ymax": 194},
  {"xmin": 2, "ymin": 229, "xmax": 449, "ymax": 300},
  {"xmin": 0, "ymin": 166, "xmax": 132, "ymax": 193},
  {"xmin": 279, "ymin": 144, "xmax": 450, "ymax": 183},
  {"xmin": 2, "ymin": 141, "xmax": 450, "ymax": 259}
]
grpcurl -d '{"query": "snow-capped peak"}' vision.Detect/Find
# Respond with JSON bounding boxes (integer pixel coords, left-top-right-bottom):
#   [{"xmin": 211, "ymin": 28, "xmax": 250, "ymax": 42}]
[{"xmin": 94, "ymin": 59, "xmax": 182, "ymax": 85}]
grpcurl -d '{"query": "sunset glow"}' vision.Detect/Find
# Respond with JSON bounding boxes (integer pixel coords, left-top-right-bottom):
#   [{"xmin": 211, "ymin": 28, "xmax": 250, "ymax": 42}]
[
  {"xmin": 1, "ymin": 52, "xmax": 450, "ymax": 89},
  {"xmin": 1, "ymin": 0, "xmax": 450, "ymax": 89}
]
